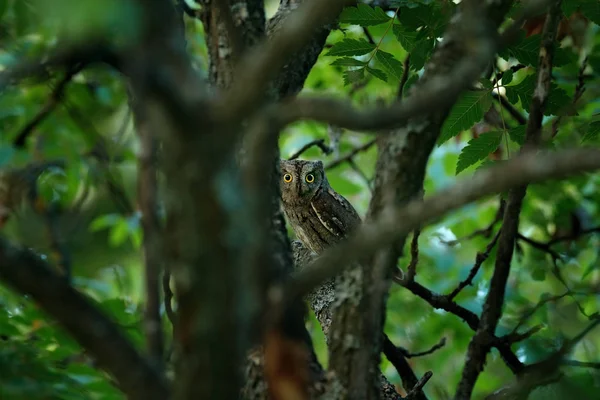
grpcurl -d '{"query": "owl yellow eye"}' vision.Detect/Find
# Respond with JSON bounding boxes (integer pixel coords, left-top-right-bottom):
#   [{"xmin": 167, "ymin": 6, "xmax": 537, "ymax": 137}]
[
  {"xmin": 305, "ymin": 174, "xmax": 315, "ymax": 183},
  {"xmin": 283, "ymin": 173, "xmax": 293, "ymax": 183}
]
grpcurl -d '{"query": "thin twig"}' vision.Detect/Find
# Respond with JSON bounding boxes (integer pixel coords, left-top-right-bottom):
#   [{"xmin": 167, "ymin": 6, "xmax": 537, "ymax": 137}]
[
  {"xmin": 397, "ymin": 54, "xmax": 411, "ymax": 99},
  {"xmin": 446, "ymin": 228, "xmax": 501, "ymax": 300},
  {"xmin": 552, "ymin": 57, "xmax": 588, "ymax": 138},
  {"xmin": 382, "ymin": 334, "xmax": 428, "ymax": 400},
  {"xmin": 405, "ymin": 371, "xmax": 433, "ymax": 400},
  {"xmin": 288, "ymin": 139, "xmax": 332, "ymax": 160},
  {"xmin": 401, "ymin": 337, "xmax": 447, "ymax": 358},
  {"xmin": 443, "ymin": 199, "xmax": 505, "ymax": 246},
  {"xmin": 13, "ymin": 67, "xmax": 81, "ymax": 148},
  {"xmin": 500, "ymin": 324, "xmax": 543, "ymax": 344},
  {"xmin": 512, "ymin": 291, "xmax": 571, "ymax": 333},
  {"xmin": 325, "ymin": 139, "xmax": 376, "ymax": 170},
  {"xmin": 404, "ymin": 229, "xmax": 420, "ymax": 282},
  {"xmin": 456, "ymin": 4, "xmax": 563, "ymax": 396},
  {"xmin": 562, "ymin": 360, "xmax": 600, "ymax": 369}
]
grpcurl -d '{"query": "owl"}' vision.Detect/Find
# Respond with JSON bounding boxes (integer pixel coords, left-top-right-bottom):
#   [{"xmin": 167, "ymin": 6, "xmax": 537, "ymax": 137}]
[{"xmin": 280, "ymin": 159, "xmax": 361, "ymax": 254}]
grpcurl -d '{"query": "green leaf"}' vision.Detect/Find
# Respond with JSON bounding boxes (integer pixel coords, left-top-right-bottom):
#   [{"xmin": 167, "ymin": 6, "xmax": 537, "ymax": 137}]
[
  {"xmin": 326, "ymin": 39, "xmax": 375, "ymax": 57},
  {"xmin": 374, "ymin": 50, "xmax": 404, "ymax": 81},
  {"xmin": 580, "ymin": 0, "xmax": 600, "ymax": 25},
  {"xmin": 89, "ymin": 213, "xmax": 120, "ymax": 232},
  {"xmin": 330, "ymin": 57, "xmax": 367, "ymax": 67},
  {"xmin": 366, "ymin": 66, "xmax": 388, "ymax": 82},
  {"xmin": 501, "ymin": 33, "xmax": 573, "ymax": 68},
  {"xmin": 562, "ymin": 0, "xmax": 579, "ymax": 15},
  {"xmin": 531, "ymin": 267, "xmax": 546, "ymax": 282},
  {"xmin": 508, "ymin": 125, "xmax": 526, "ymax": 145},
  {"xmin": 439, "ymin": 90, "xmax": 493, "ymax": 144},
  {"xmin": 392, "ymin": 24, "xmax": 418, "ymax": 52},
  {"xmin": 505, "ymin": 74, "xmax": 570, "ymax": 116},
  {"xmin": 502, "ymin": 70, "xmax": 514, "ymax": 86},
  {"xmin": 396, "ymin": 4, "xmax": 447, "ymax": 38},
  {"xmin": 339, "ymin": 4, "xmax": 391, "ymax": 26},
  {"xmin": 581, "ymin": 121, "xmax": 600, "ymax": 143},
  {"xmin": 409, "ymin": 38, "xmax": 434, "ymax": 71},
  {"xmin": 456, "ymin": 131, "xmax": 503, "ymax": 174},
  {"xmin": 343, "ymin": 68, "xmax": 365, "ymax": 85}
]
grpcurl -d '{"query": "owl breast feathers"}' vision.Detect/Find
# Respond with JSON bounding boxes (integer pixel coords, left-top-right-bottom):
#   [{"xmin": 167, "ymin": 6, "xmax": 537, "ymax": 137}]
[{"xmin": 279, "ymin": 159, "xmax": 361, "ymax": 254}]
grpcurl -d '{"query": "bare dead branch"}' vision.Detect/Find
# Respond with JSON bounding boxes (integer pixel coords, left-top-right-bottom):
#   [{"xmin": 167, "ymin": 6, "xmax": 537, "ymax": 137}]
[
  {"xmin": 405, "ymin": 371, "xmax": 433, "ymax": 400},
  {"xmin": 0, "ymin": 238, "xmax": 169, "ymax": 400},
  {"xmin": 382, "ymin": 334, "xmax": 427, "ymax": 400}
]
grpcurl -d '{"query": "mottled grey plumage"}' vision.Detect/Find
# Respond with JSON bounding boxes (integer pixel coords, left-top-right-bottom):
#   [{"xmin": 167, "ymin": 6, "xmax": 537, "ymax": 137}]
[{"xmin": 280, "ymin": 159, "xmax": 361, "ymax": 254}]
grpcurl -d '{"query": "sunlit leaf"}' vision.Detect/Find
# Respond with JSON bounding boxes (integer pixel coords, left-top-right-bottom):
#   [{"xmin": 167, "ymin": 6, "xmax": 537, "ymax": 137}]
[
  {"xmin": 374, "ymin": 50, "xmax": 404, "ymax": 81},
  {"xmin": 456, "ymin": 131, "xmax": 503, "ymax": 174},
  {"xmin": 439, "ymin": 90, "xmax": 493, "ymax": 144},
  {"xmin": 326, "ymin": 39, "xmax": 375, "ymax": 57},
  {"xmin": 339, "ymin": 4, "xmax": 391, "ymax": 26}
]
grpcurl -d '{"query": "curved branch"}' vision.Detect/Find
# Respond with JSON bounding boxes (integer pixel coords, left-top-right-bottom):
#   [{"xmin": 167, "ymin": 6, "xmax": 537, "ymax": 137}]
[
  {"xmin": 286, "ymin": 147, "xmax": 600, "ymax": 301},
  {"xmin": 0, "ymin": 238, "xmax": 169, "ymax": 400}
]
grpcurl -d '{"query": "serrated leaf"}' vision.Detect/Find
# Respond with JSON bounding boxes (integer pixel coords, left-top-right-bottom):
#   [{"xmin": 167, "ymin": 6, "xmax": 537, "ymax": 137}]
[
  {"xmin": 397, "ymin": 4, "xmax": 447, "ymax": 38},
  {"xmin": 339, "ymin": 4, "xmax": 391, "ymax": 26},
  {"xmin": 330, "ymin": 57, "xmax": 367, "ymax": 67},
  {"xmin": 508, "ymin": 125, "xmax": 526, "ymax": 145},
  {"xmin": 501, "ymin": 33, "xmax": 572, "ymax": 67},
  {"xmin": 479, "ymin": 78, "xmax": 493, "ymax": 89},
  {"xmin": 439, "ymin": 90, "xmax": 493, "ymax": 144},
  {"xmin": 456, "ymin": 131, "xmax": 503, "ymax": 174},
  {"xmin": 410, "ymin": 38, "xmax": 434, "ymax": 71},
  {"xmin": 326, "ymin": 39, "xmax": 375, "ymax": 57},
  {"xmin": 374, "ymin": 51, "xmax": 404, "ymax": 81},
  {"xmin": 366, "ymin": 66, "xmax": 387, "ymax": 82},
  {"xmin": 392, "ymin": 24, "xmax": 418, "ymax": 52},
  {"xmin": 502, "ymin": 70, "xmax": 514, "ymax": 85},
  {"xmin": 581, "ymin": 121, "xmax": 600, "ymax": 143},
  {"xmin": 505, "ymin": 74, "xmax": 571, "ymax": 116},
  {"xmin": 343, "ymin": 68, "xmax": 365, "ymax": 85}
]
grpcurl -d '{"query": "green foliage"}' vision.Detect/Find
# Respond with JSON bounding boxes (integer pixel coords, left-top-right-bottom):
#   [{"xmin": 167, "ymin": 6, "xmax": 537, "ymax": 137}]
[
  {"xmin": 339, "ymin": 4, "xmax": 390, "ymax": 27},
  {"xmin": 455, "ymin": 131, "xmax": 503, "ymax": 174},
  {"xmin": 439, "ymin": 90, "xmax": 493, "ymax": 144},
  {"xmin": 1, "ymin": 1, "xmax": 600, "ymax": 399}
]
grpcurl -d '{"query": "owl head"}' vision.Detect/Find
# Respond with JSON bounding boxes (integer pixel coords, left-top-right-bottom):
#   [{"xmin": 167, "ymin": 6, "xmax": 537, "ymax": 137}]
[{"xmin": 279, "ymin": 159, "xmax": 327, "ymax": 206}]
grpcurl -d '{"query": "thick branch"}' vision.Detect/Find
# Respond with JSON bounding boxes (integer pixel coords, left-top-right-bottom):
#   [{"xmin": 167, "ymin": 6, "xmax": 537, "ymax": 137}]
[
  {"xmin": 287, "ymin": 147, "xmax": 600, "ymax": 301},
  {"xmin": 0, "ymin": 238, "xmax": 169, "ymax": 400},
  {"xmin": 456, "ymin": 3, "xmax": 562, "ymax": 397}
]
